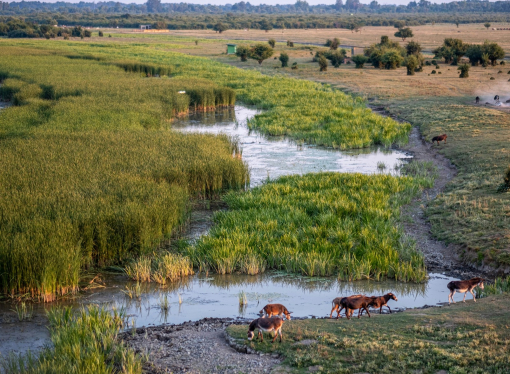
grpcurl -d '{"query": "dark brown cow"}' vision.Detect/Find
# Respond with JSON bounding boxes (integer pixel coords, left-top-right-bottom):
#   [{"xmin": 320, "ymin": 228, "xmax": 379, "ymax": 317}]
[
  {"xmin": 247, "ymin": 317, "xmax": 284, "ymax": 343},
  {"xmin": 330, "ymin": 294, "xmax": 362, "ymax": 319},
  {"xmin": 432, "ymin": 134, "xmax": 447, "ymax": 145},
  {"xmin": 260, "ymin": 303, "xmax": 291, "ymax": 320},
  {"xmin": 340, "ymin": 295, "xmax": 373, "ymax": 320},
  {"xmin": 475, "ymin": 96, "xmax": 480, "ymax": 104},
  {"xmin": 360, "ymin": 293, "xmax": 398, "ymax": 316},
  {"xmin": 447, "ymin": 277, "xmax": 485, "ymax": 304}
]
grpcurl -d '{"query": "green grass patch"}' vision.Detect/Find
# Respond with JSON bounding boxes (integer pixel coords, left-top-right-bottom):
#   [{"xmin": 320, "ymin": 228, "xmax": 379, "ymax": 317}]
[
  {"xmin": 227, "ymin": 294, "xmax": 510, "ymax": 373},
  {"xmin": 0, "ymin": 306, "xmax": 142, "ymax": 374},
  {"xmin": 185, "ymin": 172, "xmax": 434, "ymax": 282}
]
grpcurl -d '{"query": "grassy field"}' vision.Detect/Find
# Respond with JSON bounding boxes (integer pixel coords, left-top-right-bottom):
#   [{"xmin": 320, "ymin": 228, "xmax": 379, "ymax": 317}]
[
  {"xmin": 184, "ymin": 171, "xmax": 435, "ymax": 282},
  {"xmin": 227, "ymin": 293, "xmax": 510, "ymax": 373},
  {"xmin": 0, "ymin": 39, "xmax": 411, "ymax": 300}
]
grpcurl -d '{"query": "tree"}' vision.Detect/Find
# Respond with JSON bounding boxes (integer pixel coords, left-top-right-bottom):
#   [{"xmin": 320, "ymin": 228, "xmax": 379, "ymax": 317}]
[
  {"xmin": 406, "ymin": 55, "xmax": 419, "ymax": 75},
  {"xmin": 465, "ymin": 44, "xmax": 483, "ymax": 66},
  {"xmin": 335, "ymin": 0, "xmax": 343, "ymax": 10},
  {"xmin": 433, "ymin": 38, "xmax": 466, "ymax": 64},
  {"xmin": 318, "ymin": 55, "xmax": 328, "ymax": 71},
  {"xmin": 98, "ymin": 30, "xmax": 104, "ymax": 37},
  {"xmin": 248, "ymin": 43, "xmax": 274, "ymax": 64},
  {"xmin": 394, "ymin": 20, "xmax": 406, "ymax": 29},
  {"xmin": 268, "ymin": 39, "xmax": 276, "ymax": 48},
  {"xmin": 260, "ymin": 19, "xmax": 272, "ymax": 32},
  {"xmin": 146, "ymin": 0, "xmax": 161, "ymax": 13},
  {"xmin": 214, "ymin": 23, "xmax": 228, "ymax": 34},
  {"xmin": 344, "ymin": 0, "xmax": 360, "ymax": 10},
  {"xmin": 352, "ymin": 54, "xmax": 368, "ymax": 68},
  {"xmin": 455, "ymin": 21, "xmax": 459, "ymax": 28},
  {"xmin": 406, "ymin": 41, "xmax": 422, "ymax": 56},
  {"xmin": 330, "ymin": 37, "xmax": 340, "ymax": 50},
  {"xmin": 279, "ymin": 52, "xmax": 289, "ymax": 67},
  {"xmin": 458, "ymin": 64, "xmax": 469, "ymax": 78},
  {"xmin": 483, "ymin": 41, "xmax": 505, "ymax": 66},
  {"xmin": 287, "ymin": 40, "xmax": 294, "ymax": 47},
  {"xmin": 236, "ymin": 45, "xmax": 249, "ymax": 62},
  {"xmin": 481, "ymin": 53, "xmax": 489, "ymax": 67},
  {"xmin": 484, "ymin": 23, "xmax": 491, "ymax": 30},
  {"xmin": 381, "ymin": 50, "xmax": 403, "ymax": 69},
  {"xmin": 154, "ymin": 21, "xmax": 166, "ymax": 30},
  {"xmin": 394, "ymin": 27, "xmax": 413, "ymax": 41},
  {"xmin": 327, "ymin": 49, "xmax": 346, "ymax": 67}
]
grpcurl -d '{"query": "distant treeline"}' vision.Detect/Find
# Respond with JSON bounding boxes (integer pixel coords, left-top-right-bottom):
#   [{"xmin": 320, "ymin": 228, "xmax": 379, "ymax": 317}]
[
  {"xmin": 1, "ymin": 12, "xmax": 510, "ymax": 31},
  {"xmin": 2, "ymin": 0, "xmax": 510, "ymax": 16}
]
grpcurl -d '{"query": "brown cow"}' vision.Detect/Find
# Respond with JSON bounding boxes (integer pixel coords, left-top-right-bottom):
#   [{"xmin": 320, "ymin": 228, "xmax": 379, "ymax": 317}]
[
  {"xmin": 447, "ymin": 277, "xmax": 485, "ymax": 304},
  {"xmin": 360, "ymin": 293, "xmax": 398, "ymax": 316},
  {"xmin": 340, "ymin": 295, "xmax": 373, "ymax": 320},
  {"xmin": 330, "ymin": 295, "xmax": 362, "ymax": 319},
  {"xmin": 247, "ymin": 317, "xmax": 284, "ymax": 343},
  {"xmin": 432, "ymin": 134, "xmax": 447, "ymax": 145},
  {"xmin": 260, "ymin": 303, "xmax": 291, "ymax": 320}
]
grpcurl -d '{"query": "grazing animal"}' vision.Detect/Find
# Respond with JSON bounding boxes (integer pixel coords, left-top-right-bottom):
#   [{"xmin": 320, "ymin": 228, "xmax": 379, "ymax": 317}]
[
  {"xmin": 339, "ymin": 295, "xmax": 373, "ymax": 320},
  {"xmin": 260, "ymin": 303, "xmax": 291, "ymax": 320},
  {"xmin": 247, "ymin": 317, "xmax": 284, "ymax": 343},
  {"xmin": 447, "ymin": 277, "xmax": 485, "ymax": 304},
  {"xmin": 432, "ymin": 134, "xmax": 447, "ymax": 145},
  {"xmin": 360, "ymin": 293, "xmax": 398, "ymax": 316},
  {"xmin": 330, "ymin": 295, "xmax": 362, "ymax": 319},
  {"xmin": 475, "ymin": 96, "xmax": 480, "ymax": 104}
]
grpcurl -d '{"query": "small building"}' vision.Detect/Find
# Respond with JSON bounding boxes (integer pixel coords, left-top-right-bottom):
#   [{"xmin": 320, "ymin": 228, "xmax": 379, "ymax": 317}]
[
  {"xmin": 140, "ymin": 25, "xmax": 151, "ymax": 30},
  {"xmin": 227, "ymin": 44, "xmax": 237, "ymax": 55}
]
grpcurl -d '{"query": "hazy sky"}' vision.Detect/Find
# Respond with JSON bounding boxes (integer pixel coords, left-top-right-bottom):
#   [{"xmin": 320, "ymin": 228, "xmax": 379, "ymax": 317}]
[{"xmin": 4, "ymin": 0, "xmax": 488, "ymax": 5}]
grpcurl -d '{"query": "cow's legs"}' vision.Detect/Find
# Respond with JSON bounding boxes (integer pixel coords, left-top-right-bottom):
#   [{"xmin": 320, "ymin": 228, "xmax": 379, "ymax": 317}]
[
  {"xmin": 330, "ymin": 305, "xmax": 338, "ymax": 319},
  {"xmin": 463, "ymin": 292, "xmax": 467, "ymax": 302},
  {"xmin": 449, "ymin": 290, "xmax": 456, "ymax": 304},
  {"xmin": 470, "ymin": 289, "xmax": 476, "ymax": 302},
  {"xmin": 386, "ymin": 305, "xmax": 392, "ymax": 313}
]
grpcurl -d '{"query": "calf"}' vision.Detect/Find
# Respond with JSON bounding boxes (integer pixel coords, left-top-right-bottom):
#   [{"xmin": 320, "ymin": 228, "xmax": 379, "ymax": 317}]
[
  {"xmin": 360, "ymin": 293, "xmax": 398, "ymax": 316},
  {"xmin": 330, "ymin": 294, "xmax": 362, "ymax": 319},
  {"xmin": 260, "ymin": 303, "xmax": 291, "ymax": 320},
  {"xmin": 447, "ymin": 277, "xmax": 485, "ymax": 304},
  {"xmin": 432, "ymin": 134, "xmax": 447, "ymax": 145},
  {"xmin": 247, "ymin": 317, "xmax": 284, "ymax": 343}
]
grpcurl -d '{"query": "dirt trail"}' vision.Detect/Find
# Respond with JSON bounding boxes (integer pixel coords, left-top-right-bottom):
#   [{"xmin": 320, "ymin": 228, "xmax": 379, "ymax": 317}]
[{"xmin": 123, "ymin": 318, "xmax": 285, "ymax": 374}]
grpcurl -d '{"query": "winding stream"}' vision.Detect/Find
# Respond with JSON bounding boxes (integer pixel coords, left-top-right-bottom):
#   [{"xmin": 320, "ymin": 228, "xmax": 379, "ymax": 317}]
[{"xmin": 0, "ymin": 104, "xmax": 460, "ymax": 357}]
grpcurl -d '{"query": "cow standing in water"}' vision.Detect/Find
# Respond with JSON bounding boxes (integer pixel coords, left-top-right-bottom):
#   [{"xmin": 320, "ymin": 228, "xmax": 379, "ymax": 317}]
[
  {"xmin": 447, "ymin": 277, "xmax": 485, "ymax": 304},
  {"xmin": 247, "ymin": 317, "xmax": 284, "ymax": 343}
]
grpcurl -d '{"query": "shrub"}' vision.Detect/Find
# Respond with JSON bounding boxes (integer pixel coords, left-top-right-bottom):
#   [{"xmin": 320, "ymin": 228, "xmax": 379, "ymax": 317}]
[
  {"xmin": 235, "ymin": 45, "xmax": 249, "ymax": 62},
  {"xmin": 318, "ymin": 55, "xmax": 328, "ymax": 71},
  {"xmin": 291, "ymin": 62, "xmax": 298, "ymax": 69},
  {"xmin": 83, "ymin": 29, "xmax": 92, "ymax": 38},
  {"xmin": 497, "ymin": 166, "xmax": 510, "ymax": 193},
  {"xmin": 431, "ymin": 70, "xmax": 437, "ymax": 74},
  {"xmin": 406, "ymin": 55, "xmax": 419, "ymax": 75},
  {"xmin": 98, "ymin": 30, "xmax": 103, "ymax": 37},
  {"xmin": 248, "ymin": 43, "xmax": 274, "ymax": 65},
  {"xmin": 500, "ymin": 61, "xmax": 505, "ymax": 66},
  {"xmin": 287, "ymin": 40, "xmax": 294, "ymax": 47},
  {"xmin": 279, "ymin": 52, "xmax": 289, "ymax": 67},
  {"xmin": 268, "ymin": 39, "xmax": 276, "ymax": 48},
  {"xmin": 458, "ymin": 64, "xmax": 470, "ymax": 78},
  {"xmin": 425, "ymin": 61, "xmax": 431, "ymax": 66},
  {"xmin": 352, "ymin": 54, "xmax": 368, "ymax": 68},
  {"xmin": 394, "ymin": 27, "xmax": 413, "ymax": 41},
  {"xmin": 381, "ymin": 50, "xmax": 403, "ymax": 69},
  {"xmin": 490, "ymin": 77, "xmax": 495, "ymax": 80},
  {"xmin": 326, "ymin": 37, "xmax": 340, "ymax": 50}
]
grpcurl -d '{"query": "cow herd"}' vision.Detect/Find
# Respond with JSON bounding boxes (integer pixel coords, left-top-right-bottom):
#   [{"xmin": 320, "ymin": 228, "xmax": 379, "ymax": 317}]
[{"xmin": 246, "ymin": 277, "xmax": 486, "ymax": 343}]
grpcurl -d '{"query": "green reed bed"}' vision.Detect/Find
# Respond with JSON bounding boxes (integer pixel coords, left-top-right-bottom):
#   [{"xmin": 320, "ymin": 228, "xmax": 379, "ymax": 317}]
[
  {"xmin": 0, "ymin": 306, "xmax": 142, "ymax": 374},
  {"xmin": 185, "ymin": 172, "xmax": 431, "ymax": 282},
  {"xmin": 0, "ymin": 45, "xmax": 248, "ymax": 300}
]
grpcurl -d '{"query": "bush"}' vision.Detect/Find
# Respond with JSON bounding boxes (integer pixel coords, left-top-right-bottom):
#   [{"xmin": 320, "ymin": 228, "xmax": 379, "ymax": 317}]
[
  {"xmin": 352, "ymin": 55, "xmax": 368, "ymax": 69},
  {"xmin": 268, "ymin": 39, "xmax": 276, "ymax": 48},
  {"xmin": 381, "ymin": 50, "xmax": 403, "ymax": 69},
  {"xmin": 287, "ymin": 40, "xmax": 294, "ymax": 47},
  {"xmin": 425, "ymin": 61, "xmax": 431, "ymax": 66},
  {"xmin": 98, "ymin": 30, "xmax": 103, "ymax": 37},
  {"xmin": 497, "ymin": 166, "xmax": 510, "ymax": 193},
  {"xmin": 406, "ymin": 55, "xmax": 419, "ymax": 75},
  {"xmin": 236, "ymin": 45, "xmax": 249, "ymax": 62},
  {"xmin": 318, "ymin": 55, "xmax": 328, "ymax": 71},
  {"xmin": 248, "ymin": 44, "xmax": 274, "ymax": 65},
  {"xmin": 458, "ymin": 64, "xmax": 469, "ymax": 78},
  {"xmin": 291, "ymin": 62, "xmax": 298, "ymax": 69},
  {"xmin": 490, "ymin": 77, "xmax": 495, "ymax": 80},
  {"xmin": 431, "ymin": 70, "xmax": 437, "ymax": 74},
  {"xmin": 394, "ymin": 27, "xmax": 413, "ymax": 41},
  {"xmin": 279, "ymin": 52, "xmax": 289, "ymax": 67},
  {"xmin": 500, "ymin": 61, "xmax": 506, "ymax": 66}
]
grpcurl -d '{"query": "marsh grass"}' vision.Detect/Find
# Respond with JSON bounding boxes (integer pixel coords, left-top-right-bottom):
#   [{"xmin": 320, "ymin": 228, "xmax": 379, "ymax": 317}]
[
  {"xmin": 238, "ymin": 290, "xmax": 248, "ymax": 306},
  {"xmin": 0, "ymin": 306, "xmax": 142, "ymax": 374},
  {"xmin": 125, "ymin": 252, "xmax": 194, "ymax": 284},
  {"xmin": 185, "ymin": 172, "xmax": 432, "ymax": 282},
  {"xmin": 11, "ymin": 302, "xmax": 33, "ymax": 322}
]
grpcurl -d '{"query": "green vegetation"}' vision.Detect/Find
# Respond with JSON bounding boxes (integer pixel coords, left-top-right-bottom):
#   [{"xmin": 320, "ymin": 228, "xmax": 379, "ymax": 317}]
[
  {"xmin": 458, "ymin": 63, "xmax": 470, "ymax": 78},
  {"xmin": 1, "ymin": 306, "xmax": 142, "ymax": 374},
  {"xmin": 125, "ymin": 252, "xmax": 193, "ymax": 285},
  {"xmin": 248, "ymin": 43, "xmax": 274, "ymax": 65},
  {"xmin": 279, "ymin": 52, "xmax": 289, "ymax": 68},
  {"xmin": 435, "ymin": 39, "xmax": 504, "ymax": 66},
  {"xmin": 0, "ymin": 39, "xmax": 412, "ymax": 299},
  {"xmin": 227, "ymin": 294, "xmax": 510, "ymax": 373},
  {"xmin": 394, "ymin": 26, "xmax": 414, "ymax": 41},
  {"xmin": 352, "ymin": 55, "xmax": 368, "ymax": 69},
  {"xmin": 184, "ymin": 172, "xmax": 434, "ymax": 282}
]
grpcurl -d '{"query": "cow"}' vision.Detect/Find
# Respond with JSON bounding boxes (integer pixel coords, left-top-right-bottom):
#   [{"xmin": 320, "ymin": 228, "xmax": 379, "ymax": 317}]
[
  {"xmin": 475, "ymin": 96, "xmax": 480, "ymax": 104},
  {"xmin": 339, "ymin": 295, "xmax": 373, "ymax": 320},
  {"xmin": 330, "ymin": 295, "xmax": 362, "ymax": 319},
  {"xmin": 247, "ymin": 317, "xmax": 284, "ymax": 343},
  {"xmin": 360, "ymin": 293, "xmax": 398, "ymax": 316},
  {"xmin": 447, "ymin": 277, "xmax": 485, "ymax": 304},
  {"xmin": 259, "ymin": 303, "xmax": 291, "ymax": 320},
  {"xmin": 432, "ymin": 134, "xmax": 447, "ymax": 145}
]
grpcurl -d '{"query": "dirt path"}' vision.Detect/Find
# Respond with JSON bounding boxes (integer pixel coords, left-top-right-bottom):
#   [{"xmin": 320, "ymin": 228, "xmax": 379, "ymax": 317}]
[{"xmin": 123, "ymin": 318, "xmax": 284, "ymax": 374}]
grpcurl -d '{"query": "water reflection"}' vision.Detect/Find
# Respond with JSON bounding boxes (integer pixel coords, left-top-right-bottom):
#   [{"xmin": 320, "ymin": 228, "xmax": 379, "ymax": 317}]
[{"xmin": 173, "ymin": 106, "xmax": 413, "ymax": 187}]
